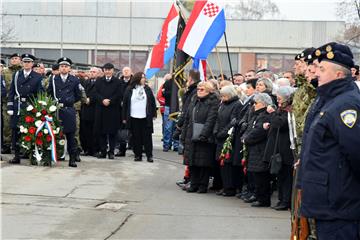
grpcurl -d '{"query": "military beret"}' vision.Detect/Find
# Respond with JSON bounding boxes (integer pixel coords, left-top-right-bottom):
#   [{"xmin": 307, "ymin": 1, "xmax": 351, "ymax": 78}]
[
  {"xmin": 102, "ymin": 63, "xmax": 115, "ymax": 69},
  {"xmin": 21, "ymin": 53, "xmax": 36, "ymax": 62},
  {"xmin": 52, "ymin": 63, "xmax": 59, "ymax": 71},
  {"xmin": 300, "ymin": 47, "xmax": 316, "ymax": 60},
  {"xmin": 10, "ymin": 53, "xmax": 21, "ymax": 59},
  {"xmin": 0, "ymin": 59, "xmax": 5, "ymax": 66},
  {"xmin": 316, "ymin": 42, "xmax": 354, "ymax": 69},
  {"xmin": 57, "ymin": 57, "xmax": 73, "ymax": 66},
  {"xmin": 294, "ymin": 54, "xmax": 301, "ymax": 60}
]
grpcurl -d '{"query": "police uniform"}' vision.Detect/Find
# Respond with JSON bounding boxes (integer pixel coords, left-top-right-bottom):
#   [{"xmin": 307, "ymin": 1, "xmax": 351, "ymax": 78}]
[
  {"xmin": 1, "ymin": 63, "xmax": 7, "ymax": 153},
  {"xmin": 7, "ymin": 54, "xmax": 43, "ymax": 163},
  {"xmin": 2, "ymin": 53, "xmax": 22, "ymax": 153},
  {"xmin": 298, "ymin": 43, "xmax": 360, "ymax": 239},
  {"xmin": 47, "ymin": 57, "xmax": 81, "ymax": 167}
]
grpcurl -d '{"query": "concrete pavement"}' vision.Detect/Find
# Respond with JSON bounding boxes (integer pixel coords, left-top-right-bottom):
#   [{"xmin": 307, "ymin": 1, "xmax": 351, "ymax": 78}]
[{"xmin": 1, "ymin": 119, "xmax": 290, "ymax": 239}]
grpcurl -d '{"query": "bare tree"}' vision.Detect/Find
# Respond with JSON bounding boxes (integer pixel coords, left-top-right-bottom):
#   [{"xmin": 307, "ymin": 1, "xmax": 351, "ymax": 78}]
[
  {"xmin": 336, "ymin": 0, "xmax": 360, "ymax": 48},
  {"xmin": 1, "ymin": 13, "xmax": 16, "ymax": 45},
  {"xmin": 225, "ymin": 0, "xmax": 280, "ymax": 20}
]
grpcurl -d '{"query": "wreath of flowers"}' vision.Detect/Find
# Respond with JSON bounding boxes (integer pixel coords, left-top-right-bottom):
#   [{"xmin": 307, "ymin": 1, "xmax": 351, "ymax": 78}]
[{"xmin": 19, "ymin": 92, "xmax": 65, "ymax": 166}]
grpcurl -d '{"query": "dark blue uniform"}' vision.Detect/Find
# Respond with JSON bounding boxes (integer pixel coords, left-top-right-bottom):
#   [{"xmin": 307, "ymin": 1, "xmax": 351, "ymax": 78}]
[
  {"xmin": 7, "ymin": 70, "xmax": 43, "ymax": 152},
  {"xmin": 298, "ymin": 77, "xmax": 360, "ymax": 239},
  {"xmin": 1, "ymin": 75, "xmax": 6, "ymax": 150},
  {"xmin": 47, "ymin": 74, "xmax": 81, "ymax": 156}
]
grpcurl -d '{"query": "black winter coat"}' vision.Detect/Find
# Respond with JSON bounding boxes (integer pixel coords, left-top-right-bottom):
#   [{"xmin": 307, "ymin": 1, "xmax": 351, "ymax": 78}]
[
  {"xmin": 94, "ymin": 76, "xmax": 122, "ymax": 134},
  {"xmin": 242, "ymin": 108, "xmax": 270, "ymax": 172},
  {"xmin": 122, "ymin": 85, "xmax": 157, "ymax": 133},
  {"xmin": 263, "ymin": 109, "xmax": 294, "ymax": 166},
  {"xmin": 182, "ymin": 93, "xmax": 219, "ymax": 167},
  {"xmin": 214, "ymin": 96, "xmax": 243, "ymax": 160},
  {"xmin": 177, "ymin": 82, "xmax": 198, "ymax": 128},
  {"xmin": 81, "ymin": 78, "xmax": 97, "ymax": 121}
]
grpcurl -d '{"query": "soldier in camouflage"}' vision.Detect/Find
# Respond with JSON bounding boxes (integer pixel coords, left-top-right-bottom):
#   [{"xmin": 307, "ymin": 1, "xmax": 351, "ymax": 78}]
[{"xmin": 1, "ymin": 53, "xmax": 22, "ymax": 154}]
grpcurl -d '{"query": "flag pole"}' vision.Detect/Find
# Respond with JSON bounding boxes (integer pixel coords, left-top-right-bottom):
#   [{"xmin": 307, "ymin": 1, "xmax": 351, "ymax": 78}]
[
  {"xmin": 224, "ymin": 31, "xmax": 234, "ymax": 80},
  {"xmin": 215, "ymin": 47, "xmax": 224, "ymax": 81},
  {"xmin": 206, "ymin": 60, "xmax": 216, "ymax": 81}
]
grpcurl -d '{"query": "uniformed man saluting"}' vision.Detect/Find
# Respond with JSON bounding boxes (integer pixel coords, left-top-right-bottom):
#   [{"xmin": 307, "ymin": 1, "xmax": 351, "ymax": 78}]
[
  {"xmin": 7, "ymin": 54, "xmax": 43, "ymax": 164},
  {"xmin": 297, "ymin": 42, "xmax": 360, "ymax": 239},
  {"xmin": 47, "ymin": 57, "xmax": 81, "ymax": 167}
]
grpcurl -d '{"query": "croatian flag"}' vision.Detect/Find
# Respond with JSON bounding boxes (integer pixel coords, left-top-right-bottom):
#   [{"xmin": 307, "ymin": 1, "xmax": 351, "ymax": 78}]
[
  {"xmin": 192, "ymin": 58, "xmax": 207, "ymax": 81},
  {"xmin": 178, "ymin": 0, "xmax": 225, "ymax": 59},
  {"xmin": 145, "ymin": 4, "xmax": 179, "ymax": 79}
]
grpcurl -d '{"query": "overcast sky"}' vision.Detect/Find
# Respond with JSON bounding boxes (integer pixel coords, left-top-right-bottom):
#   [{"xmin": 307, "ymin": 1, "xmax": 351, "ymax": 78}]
[{"xmin": 272, "ymin": 0, "xmax": 341, "ymax": 21}]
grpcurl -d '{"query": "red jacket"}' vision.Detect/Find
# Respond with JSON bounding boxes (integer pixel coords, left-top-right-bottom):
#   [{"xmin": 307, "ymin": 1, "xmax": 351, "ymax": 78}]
[{"xmin": 156, "ymin": 84, "xmax": 165, "ymax": 114}]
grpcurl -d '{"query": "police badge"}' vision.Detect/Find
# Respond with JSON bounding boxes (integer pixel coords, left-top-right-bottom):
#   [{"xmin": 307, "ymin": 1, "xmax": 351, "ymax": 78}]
[{"xmin": 340, "ymin": 110, "xmax": 357, "ymax": 128}]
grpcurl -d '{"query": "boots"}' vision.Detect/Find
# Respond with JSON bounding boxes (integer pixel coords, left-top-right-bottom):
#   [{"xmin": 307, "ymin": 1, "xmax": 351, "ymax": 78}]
[
  {"xmin": 75, "ymin": 152, "xmax": 81, "ymax": 162},
  {"xmin": 69, "ymin": 154, "xmax": 77, "ymax": 167}
]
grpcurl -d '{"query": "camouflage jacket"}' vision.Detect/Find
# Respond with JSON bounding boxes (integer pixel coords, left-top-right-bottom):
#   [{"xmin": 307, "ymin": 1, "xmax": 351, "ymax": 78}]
[
  {"xmin": 2, "ymin": 65, "xmax": 22, "ymax": 102},
  {"xmin": 292, "ymin": 74, "xmax": 317, "ymax": 154}
]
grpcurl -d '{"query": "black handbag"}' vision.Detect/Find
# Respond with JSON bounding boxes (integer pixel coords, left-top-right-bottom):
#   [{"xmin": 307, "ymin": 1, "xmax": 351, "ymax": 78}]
[
  {"xmin": 269, "ymin": 128, "xmax": 282, "ymax": 175},
  {"xmin": 191, "ymin": 106, "xmax": 205, "ymax": 141}
]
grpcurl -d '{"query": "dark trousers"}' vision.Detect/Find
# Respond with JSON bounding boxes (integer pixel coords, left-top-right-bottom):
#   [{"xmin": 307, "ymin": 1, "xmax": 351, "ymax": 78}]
[
  {"xmin": 190, "ymin": 166, "xmax": 211, "ymax": 189},
  {"xmin": 212, "ymin": 162, "xmax": 223, "ymax": 189},
  {"xmin": 65, "ymin": 132, "xmax": 77, "ymax": 155},
  {"xmin": 316, "ymin": 220, "xmax": 360, "ymax": 240},
  {"xmin": 11, "ymin": 128, "xmax": 20, "ymax": 154},
  {"xmin": 100, "ymin": 133, "xmax": 116, "ymax": 153},
  {"xmin": 80, "ymin": 120, "xmax": 96, "ymax": 154},
  {"xmin": 116, "ymin": 129, "xmax": 128, "ymax": 154},
  {"xmin": 253, "ymin": 171, "xmax": 271, "ymax": 204},
  {"xmin": 277, "ymin": 164, "xmax": 293, "ymax": 206},
  {"xmin": 130, "ymin": 117, "xmax": 153, "ymax": 158},
  {"xmin": 246, "ymin": 171, "xmax": 256, "ymax": 194},
  {"xmin": 221, "ymin": 163, "xmax": 243, "ymax": 192}
]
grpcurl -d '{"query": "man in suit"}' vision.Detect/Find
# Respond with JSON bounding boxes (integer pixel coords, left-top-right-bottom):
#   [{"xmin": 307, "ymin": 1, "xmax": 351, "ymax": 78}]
[
  {"xmin": 47, "ymin": 57, "xmax": 81, "ymax": 167},
  {"xmin": 7, "ymin": 54, "xmax": 43, "ymax": 164}
]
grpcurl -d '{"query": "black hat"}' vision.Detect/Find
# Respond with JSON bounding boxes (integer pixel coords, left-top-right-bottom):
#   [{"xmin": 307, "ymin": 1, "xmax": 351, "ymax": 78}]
[
  {"xmin": 294, "ymin": 54, "xmax": 301, "ymax": 60},
  {"xmin": 300, "ymin": 47, "xmax": 316, "ymax": 60},
  {"xmin": 52, "ymin": 63, "xmax": 59, "ymax": 71},
  {"xmin": 103, "ymin": 63, "xmax": 114, "ymax": 69},
  {"xmin": 33, "ymin": 62, "xmax": 41, "ymax": 68},
  {"xmin": 0, "ymin": 59, "xmax": 5, "ymax": 66},
  {"xmin": 10, "ymin": 53, "xmax": 21, "ymax": 59},
  {"xmin": 57, "ymin": 57, "xmax": 73, "ymax": 66},
  {"xmin": 316, "ymin": 42, "xmax": 354, "ymax": 69},
  {"xmin": 304, "ymin": 49, "xmax": 319, "ymax": 64},
  {"xmin": 21, "ymin": 53, "xmax": 36, "ymax": 62}
]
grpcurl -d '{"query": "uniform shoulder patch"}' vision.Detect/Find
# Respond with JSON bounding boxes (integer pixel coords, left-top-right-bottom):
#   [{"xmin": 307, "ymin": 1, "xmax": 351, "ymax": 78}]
[{"xmin": 340, "ymin": 109, "xmax": 357, "ymax": 128}]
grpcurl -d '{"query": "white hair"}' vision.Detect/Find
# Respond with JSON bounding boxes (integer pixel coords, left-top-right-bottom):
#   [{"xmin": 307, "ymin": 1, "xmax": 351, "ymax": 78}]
[{"xmin": 276, "ymin": 77, "xmax": 291, "ymax": 87}]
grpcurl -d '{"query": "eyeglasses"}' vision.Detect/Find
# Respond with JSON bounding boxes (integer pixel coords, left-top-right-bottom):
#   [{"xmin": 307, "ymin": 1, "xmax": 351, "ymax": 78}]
[{"xmin": 197, "ymin": 88, "xmax": 205, "ymax": 92}]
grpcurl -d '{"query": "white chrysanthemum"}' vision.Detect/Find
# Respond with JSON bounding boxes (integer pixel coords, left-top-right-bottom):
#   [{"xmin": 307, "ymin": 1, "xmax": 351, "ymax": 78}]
[
  {"xmin": 44, "ymin": 129, "xmax": 49, "ymax": 134},
  {"xmin": 59, "ymin": 139, "xmax": 65, "ymax": 145},
  {"xmin": 54, "ymin": 127, "xmax": 60, "ymax": 134},
  {"xmin": 36, "ymin": 112, "xmax": 41, "ymax": 117},
  {"xmin": 26, "ymin": 105, "xmax": 34, "ymax": 111},
  {"xmin": 35, "ymin": 120, "xmax": 42, "ymax": 127},
  {"xmin": 49, "ymin": 105, "xmax": 57, "ymax": 112},
  {"xmin": 23, "ymin": 128, "xmax": 28, "ymax": 134}
]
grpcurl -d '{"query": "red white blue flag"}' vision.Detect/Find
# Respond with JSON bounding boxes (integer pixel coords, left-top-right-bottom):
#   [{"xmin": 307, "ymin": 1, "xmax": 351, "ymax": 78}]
[
  {"xmin": 178, "ymin": 0, "xmax": 225, "ymax": 59},
  {"xmin": 145, "ymin": 4, "xmax": 179, "ymax": 79}
]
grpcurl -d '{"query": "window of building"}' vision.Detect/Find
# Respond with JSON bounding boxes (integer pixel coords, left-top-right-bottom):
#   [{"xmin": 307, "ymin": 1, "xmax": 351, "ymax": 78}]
[{"xmin": 256, "ymin": 53, "xmax": 295, "ymax": 74}]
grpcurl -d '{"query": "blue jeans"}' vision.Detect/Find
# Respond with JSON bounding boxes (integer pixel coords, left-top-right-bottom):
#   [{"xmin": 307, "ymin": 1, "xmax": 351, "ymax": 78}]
[{"xmin": 163, "ymin": 106, "xmax": 179, "ymax": 150}]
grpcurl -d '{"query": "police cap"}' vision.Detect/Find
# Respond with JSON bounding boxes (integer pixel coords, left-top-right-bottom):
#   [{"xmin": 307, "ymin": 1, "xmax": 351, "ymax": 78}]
[
  {"xmin": 10, "ymin": 53, "xmax": 21, "ymax": 59},
  {"xmin": 57, "ymin": 57, "xmax": 73, "ymax": 66},
  {"xmin": 316, "ymin": 42, "xmax": 354, "ymax": 69},
  {"xmin": 103, "ymin": 63, "xmax": 114, "ymax": 69},
  {"xmin": 21, "ymin": 53, "xmax": 36, "ymax": 62}
]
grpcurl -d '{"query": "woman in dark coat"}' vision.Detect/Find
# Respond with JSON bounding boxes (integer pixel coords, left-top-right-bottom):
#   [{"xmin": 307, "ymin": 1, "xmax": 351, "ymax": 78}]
[
  {"xmin": 242, "ymin": 93, "xmax": 273, "ymax": 207},
  {"xmin": 263, "ymin": 86, "xmax": 295, "ymax": 210},
  {"xmin": 214, "ymin": 85, "xmax": 243, "ymax": 196},
  {"xmin": 94, "ymin": 63, "xmax": 122, "ymax": 159},
  {"xmin": 181, "ymin": 81, "xmax": 219, "ymax": 193},
  {"xmin": 122, "ymin": 72, "xmax": 156, "ymax": 162}
]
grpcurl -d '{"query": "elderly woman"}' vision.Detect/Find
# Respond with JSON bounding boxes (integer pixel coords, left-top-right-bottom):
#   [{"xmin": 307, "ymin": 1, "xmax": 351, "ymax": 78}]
[
  {"xmin": 214, "ymin": 85, "xmax": 243, "ymax": 196},
  {"xmin": 181, "ymin": 81, "xmax": 219, "ymax": 193},
  {"xmin": 263, "ymin": 86, "xmax": 295, "ymax": 210},
  {"xmin": 122, "ymin": 72, "xmax": 157, "ymax": 162},
  {"xmin": 255, "ymin": 78, "xmax": 277, "ymax": 106},
  {"xmin": 242, "ymin": 93, "xmax": 272, "ymax": 207}
]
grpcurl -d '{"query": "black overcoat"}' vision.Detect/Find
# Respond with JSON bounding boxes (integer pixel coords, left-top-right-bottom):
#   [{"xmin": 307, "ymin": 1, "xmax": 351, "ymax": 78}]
[{"xmin": 81, "ymin": 78, "xmax": 97, "ymax": 121}]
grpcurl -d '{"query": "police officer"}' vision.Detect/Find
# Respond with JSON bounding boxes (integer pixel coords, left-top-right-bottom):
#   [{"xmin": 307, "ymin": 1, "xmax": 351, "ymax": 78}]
[
  {"xmin": 2, "ymin": 53, "xmax": 22, "ymax": 154},
  {"xmin": 298, "ymin": 42, "xmax": 360, "ymax": 239},
  {"xmin": 47, "ymin": 57, "xmax": 81, "ymax": 167},
  {"xmin": 7, "ymin": 54, "xmax": 43, "ymax": 164}
]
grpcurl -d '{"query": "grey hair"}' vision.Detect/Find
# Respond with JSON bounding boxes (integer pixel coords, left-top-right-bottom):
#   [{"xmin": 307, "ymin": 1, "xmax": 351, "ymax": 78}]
[
  {"xmin": 276, "ymin": 86, "xmax": 295, "ymax": 102},
  {"xmin": 257, "ymin": 78, "xmax": 273, "ymax": 92},
  {"xmin": 220, "ymin": 85, "xmax": 238, "ymax": 98},
  {"xmin": 276, "ymin": 77, "xmax": 291, "ymax": 87},
  {"xmin": 253, "ymin": 93, "xmax": 273, "ymax": 106},
  {"xmin": 333, "ymin": 64, "xmax": 351, "ymax": 77}
]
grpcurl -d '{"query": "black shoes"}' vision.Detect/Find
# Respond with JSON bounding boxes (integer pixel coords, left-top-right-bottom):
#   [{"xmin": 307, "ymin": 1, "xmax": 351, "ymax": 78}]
[
  {"xmin": 147, "ymin": 157, "xmax": 153, "ymax": 163},
  {"xmin": 186, "ymin": 186, "xmax": 199, "ymax": 193},
  {"xmin": 8, "ymin": 155, "xmax": 20, "ymax": 164},
  {"xmin": 251, "ymin": 201, "xmax": 271, "ymax": 207},
  {"xmin": 69, "ymin": 154, "xmax": 77, "ymax": 168},
  {"xmin": 243, "ymin": 195, "xmax": 257, "ymax": 203},
  {"xmin": 134, "ymin": 156, "xmax": 142, "ymax": 161},
  {"xmin": 115, "ymin": 151, "xmax": 125, "ymax": 157},
  {"xmin": 272, "ymin": 203, "xmax": 290, "ymax": 211},
  {"xmin": 108, "ymin": 152, "xmax": 114, "ymax": 159},
  {"xmin": 197, "ymin": 187, "xmax": 207, "ymax": 193},
  {"xmin": 97, "ymin": 152, "xmax": 107, "ymax": 159}
]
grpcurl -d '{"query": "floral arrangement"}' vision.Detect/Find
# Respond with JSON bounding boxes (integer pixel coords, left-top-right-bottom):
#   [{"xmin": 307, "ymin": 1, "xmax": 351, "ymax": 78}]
[
  {"xmin": 218, "ymin": 128, "xmax": 234, "ymax": 167},
  {"xmin": 19, "ymin": 92, "xmax": 65, "ymax": 166}
]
